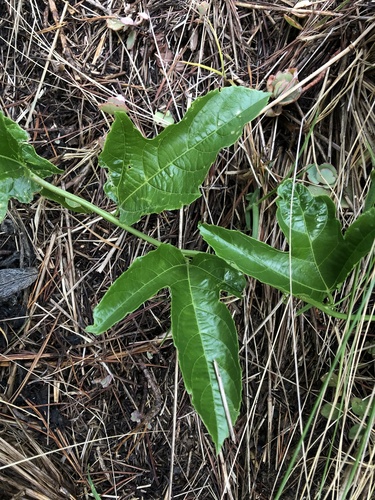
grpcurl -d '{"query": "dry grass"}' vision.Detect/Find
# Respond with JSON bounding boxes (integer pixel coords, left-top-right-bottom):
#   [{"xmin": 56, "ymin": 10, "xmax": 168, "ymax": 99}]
[{"xmin": 0, "ymin": 0, "xmax": 374, "ymax": 499}]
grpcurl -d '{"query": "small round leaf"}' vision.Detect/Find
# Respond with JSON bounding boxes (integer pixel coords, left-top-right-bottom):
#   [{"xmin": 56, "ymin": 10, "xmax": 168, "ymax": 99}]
[{"xmin": 307, "ymin": 163, "xmax": 337, "ymax": 186}]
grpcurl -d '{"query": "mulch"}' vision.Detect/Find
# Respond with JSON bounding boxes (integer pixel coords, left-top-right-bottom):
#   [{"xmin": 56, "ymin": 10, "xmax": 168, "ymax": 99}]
[{"xmin": 0, "ymin": 1, "xmax": 374, "ymax": 498}]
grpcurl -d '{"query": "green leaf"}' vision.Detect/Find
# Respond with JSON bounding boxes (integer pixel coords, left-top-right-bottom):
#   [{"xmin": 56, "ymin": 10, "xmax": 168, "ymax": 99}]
[
  {"xmin": 100, "ymin": 87, "xmax": 270, "ymax": 225},
  {"xmin": 336, "ymin": 208, "xmax": 375, "ymax": 285},
  {"xmin": 87, "ymin": 469, "xmax": 102, "ymax": 500},
  {"xmin": 364, "ymin": 169, "xmax": 375, "ymax": 212},
  {"xmin": 200, "ymin": 180, "xmax": 375, "ymax": 304},
  {"xmin": 351, "ymin": 397, "xmax": 371, "ymax": 417},
  {"xmin": 87, "ymin": 244, "xmax": 245, "ymax": 452},
  {"xmin": 86, "ymin": 244, "xmax": 186, "ymax": 333},
  {"xmin": 348, "ymin": 424, "xmax": 365, "ymax": 440},
  {"xmin": 321, "ymin": 372, "xmax": 340, "ymax": 388},
  {"xmin": 307, "ymin": 163, "xmax": 337, "ymax": 186},
  {"xmin": 321, "ymin": 402, "xmax": 342, "ymax": 421},
  {"xmin": 0, "ymin": 111, "xmax": 61, "ymax": 222}
]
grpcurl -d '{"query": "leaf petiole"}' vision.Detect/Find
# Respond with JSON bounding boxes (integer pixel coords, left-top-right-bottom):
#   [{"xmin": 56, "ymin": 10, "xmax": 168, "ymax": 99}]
[
  {"xmin": 29, "ymin": 172, "xmax": 200, "ymax": 257},
  {"xmin": 296, "ymin": 298, "xmax": 374, "ymax": 322}
]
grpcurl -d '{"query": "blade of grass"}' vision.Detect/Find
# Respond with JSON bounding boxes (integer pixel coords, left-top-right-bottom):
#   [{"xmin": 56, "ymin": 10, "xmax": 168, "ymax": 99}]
[{"xmin": 274, "ymin": 267, "xmax": 375, "ymax": 499}]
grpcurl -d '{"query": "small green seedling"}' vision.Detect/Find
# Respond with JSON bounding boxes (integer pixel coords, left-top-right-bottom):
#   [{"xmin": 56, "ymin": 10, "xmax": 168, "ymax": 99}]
[
  {"xmin": 321, "ymin": 402, "xmax": 343, "ymax": 421},
  {"xmin": 348, "ymin": 397, "xmax": 375, "ymax": 441},
  {"xmin": 0, "ymin": 85, "xmax": 374, "ymax": 452},
  {"xmin": 321, "ymin": 396, "xmax": 375, "ymax": 442},
  {"xmin": 153, "ymin": 109, "xmax": 175, "ymax": 127},
  {"xmin": 321, "ymin": 372, "xmax": 341, "ymax": 390},
  {"xmin": 307, "ymin": 163, "xmax": 337, "ymax": 186},
  {"xmin": 266, "ymin": 67, "xmax": 303, "ymax": 116},
  {"xmin": 87, "ymin": 469, "xmax": 102, "ymax": 500},
  {"xmin": 306, "ymin": 162, "xmax": 338, "ymax": 197}
]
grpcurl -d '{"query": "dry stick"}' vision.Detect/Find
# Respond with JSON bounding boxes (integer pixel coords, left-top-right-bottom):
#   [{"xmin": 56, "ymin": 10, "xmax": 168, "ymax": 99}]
[
  {"xmin": 96, "ymin": 231, "xmax": 126, "ymax": 273},
  {"xmin": 9, "ymin": 323, "xmax": 56, "ymax": 403},
  {"xmin": 235, "ymin": 1, "xmax": 346, "ymax": 17},
  {"xmin": 0, "ymin": 432, "xmax": 138, "ymax": 473},
  {"xmin": 0, "ymin": 352, "xmax": 55, "ymax": 367},
  {"xmin": 27, "ymin": 231, "xmax": 57, "ymax": 315},
  {"xmin": 25, "ymin": 1, "xmax": 69, "ymax": 128},
  {"xmin": 63, "ymin": 207, "xmax": 79, "ymax": 333},
  {"xmin": 165, "ymin": 353, "xmax": 179, "ymax": 500},
  {"xmin": 261, "ymin": 22, "xmax": 375, "ymax": 115},
  {"xmin": 214, "ymin": 360, "xmax": 236, "ymax": 500},
  {"xmin": 47, "ymin": 0, "xmax": 70, "ymax": 60},
  {"xmin": 219, "ymin": 450, "xmax": 235, "ymax": 500},
  {"xmin": 213, "ymin": 360, "xmax": 236, "ymax": 443},
  {"xmin": 25, "ymin": 5, "xmax": 112, "ymax": 129}
]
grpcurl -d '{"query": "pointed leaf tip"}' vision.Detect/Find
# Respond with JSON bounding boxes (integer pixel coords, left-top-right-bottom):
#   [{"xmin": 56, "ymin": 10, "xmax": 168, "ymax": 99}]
[{"xmin": 87, "ymin": 245, "xmax": 244, "ymax": 452}]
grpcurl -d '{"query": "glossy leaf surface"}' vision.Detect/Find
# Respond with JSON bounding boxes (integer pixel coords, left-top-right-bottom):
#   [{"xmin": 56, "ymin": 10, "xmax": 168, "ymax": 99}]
[
  {"xmin": 200, "ymin": 180, "xmax": 375, "ymax": 304},
  {"xmin": 87, "ymin": 244, "xmax": 245, "ymax": 452},
  {"xmin": 0, "ymin": 111, "xmax": 61, "ymax": 221},
  {"xmin": 100, "ymin": 87, "xmax": 270, "ymax": 225}
]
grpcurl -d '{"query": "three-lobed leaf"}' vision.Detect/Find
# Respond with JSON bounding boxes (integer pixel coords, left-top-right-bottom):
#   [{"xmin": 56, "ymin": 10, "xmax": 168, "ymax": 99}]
[
  {"xmin": 100, "ymin": 87, "xmax": 270, "ymax": 225},
  {"xmin": 200, "ymin": 180, "xmax": 375, "ymax": 304},
  {"xmin": 87, "ymin": 244, "xmax": 245, "ymax": 452}
]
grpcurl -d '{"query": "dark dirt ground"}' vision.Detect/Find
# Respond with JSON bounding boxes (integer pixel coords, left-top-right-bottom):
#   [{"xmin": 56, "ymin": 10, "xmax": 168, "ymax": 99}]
[{"xmin": 0, "ymin": 1, "xmax": 374, "ymax": 499}]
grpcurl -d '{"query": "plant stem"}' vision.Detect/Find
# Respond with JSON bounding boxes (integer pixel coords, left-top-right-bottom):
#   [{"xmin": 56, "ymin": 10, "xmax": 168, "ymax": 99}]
[
  {"xmin": 30, "ymin": 173, "xmax": 374, "ymax": 322},
  {"xmin": 29, "ymin": 173, "xmax": 199, "ymax": 257},
  {"xmin": 300, "ymin": 298, "xmax": 374, "ymax": 322}
]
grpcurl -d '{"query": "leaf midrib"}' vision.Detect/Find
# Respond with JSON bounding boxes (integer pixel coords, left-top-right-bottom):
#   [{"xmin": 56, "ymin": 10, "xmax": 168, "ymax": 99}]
[
  {"xmin": 118, "ymin": 99, "xmax": 257, "ymax": 207},
  {"xmin": 300, "ymin": 209, "xmax": 336, "ymax": 293},
  {"xmin": 182, "ymin": 263, "xmax": 226, "ymax": 429},
  {"xmin": 215, "ymin": 234, "xmax": 329, "ymax": 295}
]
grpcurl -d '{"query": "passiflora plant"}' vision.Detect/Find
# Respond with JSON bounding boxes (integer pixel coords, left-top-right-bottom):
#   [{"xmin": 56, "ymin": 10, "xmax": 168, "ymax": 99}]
[{"xmin": 0, "ymin": 86, "xmax": 374, "ymax": 452}]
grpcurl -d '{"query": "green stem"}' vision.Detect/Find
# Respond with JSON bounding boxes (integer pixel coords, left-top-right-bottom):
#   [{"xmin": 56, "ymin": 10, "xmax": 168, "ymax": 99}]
[
  {"xmin": 30, "ymin": 173, "xmax": 375, "ymax": 322},
  {"xmin": 30, "ymin": 173, "xmax": 199, "ymax": 257},
  {"xmin": 301, "ymin": 298, "xmax": 374, "ymax": 322}
]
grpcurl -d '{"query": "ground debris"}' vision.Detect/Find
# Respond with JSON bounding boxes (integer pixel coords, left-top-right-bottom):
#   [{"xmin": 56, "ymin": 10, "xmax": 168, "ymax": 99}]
[{"xmin": 0, "ymin": 268, "xmax": 38, "ymax": 301}]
